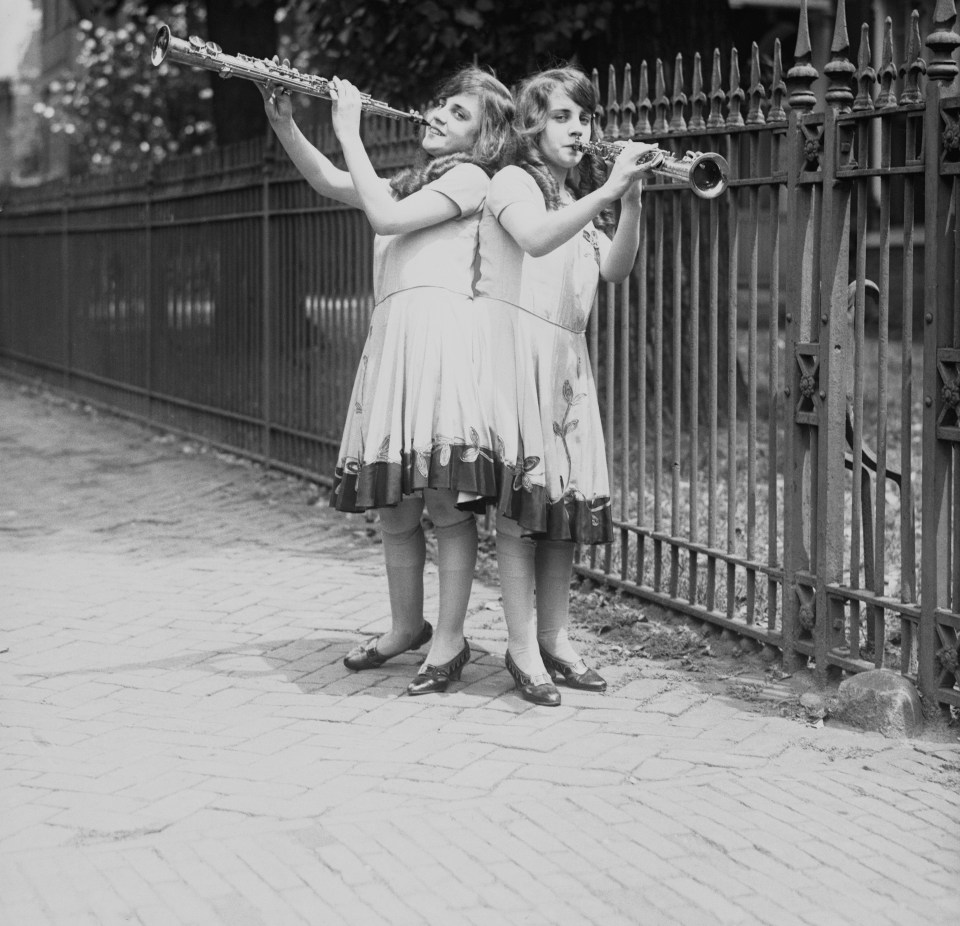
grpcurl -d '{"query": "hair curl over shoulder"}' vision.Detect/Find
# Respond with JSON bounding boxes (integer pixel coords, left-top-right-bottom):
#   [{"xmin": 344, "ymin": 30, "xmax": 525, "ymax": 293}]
[
  {"xmin": 389, "ymin": 67, "xmax": 517, "ymax": 199},
  {"xmin": 513, "ymin": 66, "xmax": 614, "ymax": 234}
]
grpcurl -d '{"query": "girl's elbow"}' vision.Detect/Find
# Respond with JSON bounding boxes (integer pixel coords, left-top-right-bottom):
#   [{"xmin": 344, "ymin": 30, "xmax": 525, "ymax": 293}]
[
  {"xmin": 369, "ymin": 217, "xmax": 402, "ymax": 236},
  {"xmin": 601, "ymin": 265, "xmax": 631, "ymax": 285},
  {"xmin": 522, "ymin": 238, "xmax": 552, "ymax": 258}
]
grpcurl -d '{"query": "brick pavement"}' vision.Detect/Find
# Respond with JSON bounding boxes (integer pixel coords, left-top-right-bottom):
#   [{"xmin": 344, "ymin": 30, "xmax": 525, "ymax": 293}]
[{"xmin": 1, "ymin": 376, "xmax": 958, "ymax": 926}]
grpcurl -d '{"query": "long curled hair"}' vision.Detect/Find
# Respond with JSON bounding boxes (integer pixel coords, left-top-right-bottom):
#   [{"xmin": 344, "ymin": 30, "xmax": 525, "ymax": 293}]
[
  {"xmin": 513, "ymin": 66, "xmax": 614, "ymax": 233},
  {"xmin": 390, "ymin": 67, "xmax": 517, "ymax": 199}
]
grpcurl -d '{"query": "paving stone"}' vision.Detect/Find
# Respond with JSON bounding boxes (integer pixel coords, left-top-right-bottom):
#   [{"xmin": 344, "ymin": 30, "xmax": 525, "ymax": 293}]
[{"xmin": 2, "ymin": 379, "xmax": 958, "ymax": 926}]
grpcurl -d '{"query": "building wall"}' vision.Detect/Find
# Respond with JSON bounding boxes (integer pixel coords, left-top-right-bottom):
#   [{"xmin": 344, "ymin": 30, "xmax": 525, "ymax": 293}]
[{"xmin": 38, "ymin": 0, "xmax": 77, "ymax": 178}]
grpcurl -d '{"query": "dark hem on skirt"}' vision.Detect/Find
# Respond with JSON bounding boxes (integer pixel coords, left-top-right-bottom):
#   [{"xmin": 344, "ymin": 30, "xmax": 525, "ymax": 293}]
[
  {"xmin": 332, "ymin": 447, "xmax": 499, "ymax": 513},
  {"xmin": 497, "ymin": 470, "xmax": 613, "ymax": 545}
]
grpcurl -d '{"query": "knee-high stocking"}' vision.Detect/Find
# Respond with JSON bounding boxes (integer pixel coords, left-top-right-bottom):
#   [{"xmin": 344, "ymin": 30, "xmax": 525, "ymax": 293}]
[
  {"xmin": 421, "ymin": 489, "xmax": 477, "ymax": 665},
  {"xmin": 377, "ymin": 496, "xmax": 427, "ymax": 654},
  {"xmin": 535, "ymin": 540, "xmax": 581, "ymax": 664},
  {"xmin": 495, "ymin": 516, "xmax": 549, "ymax": 681}
]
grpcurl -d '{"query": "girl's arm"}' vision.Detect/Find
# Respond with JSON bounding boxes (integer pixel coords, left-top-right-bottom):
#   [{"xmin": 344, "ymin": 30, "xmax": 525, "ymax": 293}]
[
  {"xmin": 330, "ymin": 79, "xmax": 462, "ymax": 236},
  {"xmin": 600, "ymin": 181, "xmax": 643, "ymax": 283},
  {"xmin": 260, "ymin": 67, "xmax": 362, "ymax": 208},
  {"xmin": 498, "ymin": 143, "xmax": 654, "ymax": 258}
]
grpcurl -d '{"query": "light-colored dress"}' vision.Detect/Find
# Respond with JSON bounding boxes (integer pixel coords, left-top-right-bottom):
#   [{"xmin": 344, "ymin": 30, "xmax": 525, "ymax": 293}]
[
  {"xmin": 332, "ymin": 163, "xmax": 498, "ymax": 512},
  {"xmin": 476, "ymin": 165, "xmax": 613, "ymax": 544}
]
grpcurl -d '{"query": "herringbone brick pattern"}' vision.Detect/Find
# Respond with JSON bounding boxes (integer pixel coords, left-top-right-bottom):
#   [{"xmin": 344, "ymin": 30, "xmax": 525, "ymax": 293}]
[{"xmin": 1, "ymin": 378, "xmax": 958, "ymax": 925}]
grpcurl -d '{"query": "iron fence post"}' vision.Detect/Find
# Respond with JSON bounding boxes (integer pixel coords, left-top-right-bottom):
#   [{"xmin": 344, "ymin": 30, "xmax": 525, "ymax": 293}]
[
  {"xmin": 920, "ymin": 78, "xmax": 957, "ymax": 715},
  {"xmin": 812, "ymin": 105, "xmax": 851, "ymax": 684},
  {"xmin": 781, "ymin": 107, "xmax": 818, "ymax": 672}
]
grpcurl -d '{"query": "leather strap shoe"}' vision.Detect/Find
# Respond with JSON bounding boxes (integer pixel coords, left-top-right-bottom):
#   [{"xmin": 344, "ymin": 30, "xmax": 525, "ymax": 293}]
[
  {"xmin": 540, "ymin": 646, "xmax": 607, "ymax": 692},
  {"xmin": 343, "ymin": 620, "xmax": 433, "ymax": 671},
  {"xmin": 406, "ymin": 641, "xmax": 470, "ymax": 695}
]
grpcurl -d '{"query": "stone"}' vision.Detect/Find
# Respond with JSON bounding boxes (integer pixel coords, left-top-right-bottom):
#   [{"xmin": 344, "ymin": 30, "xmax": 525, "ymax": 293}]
[
  {"xmin": 758, "ymin": 644, "xmax": 780, "ymax": 663},
  {"xmin": 799, "ymin": 692, "xmax": 827, "ymax": 720},
  {"xmin": 834, "ymin": 669, "xmax": 924, "ymax": 738}
]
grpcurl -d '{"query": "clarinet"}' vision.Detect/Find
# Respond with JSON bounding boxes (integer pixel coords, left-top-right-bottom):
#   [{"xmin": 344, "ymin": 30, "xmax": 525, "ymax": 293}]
[{"xmin": 150, "ymin": 24, "xmax": 429, "ymax": 126}]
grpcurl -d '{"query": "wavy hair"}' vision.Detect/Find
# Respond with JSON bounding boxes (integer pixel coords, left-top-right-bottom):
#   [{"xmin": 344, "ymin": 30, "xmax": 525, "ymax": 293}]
[
  {"xmin": 513, "ymin": 66, "xmax": 613, "ymax": 233},
  {"xmin": 390, "ymin": 67, "xmax": 517, "ymax": 199}
]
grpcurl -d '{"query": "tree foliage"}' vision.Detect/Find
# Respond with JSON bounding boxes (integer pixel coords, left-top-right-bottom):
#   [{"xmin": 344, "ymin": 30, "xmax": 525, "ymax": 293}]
[
  {"xmin": 289, "ymin": 0, "xmax": 731, "ymax": 110},
  {"xmin": 39, "ymin": 3, "xmax": 217, "ymax": 175},
  {"xmin": 40, "ymin": 0, "xmax": 733, "ymax": 175}
]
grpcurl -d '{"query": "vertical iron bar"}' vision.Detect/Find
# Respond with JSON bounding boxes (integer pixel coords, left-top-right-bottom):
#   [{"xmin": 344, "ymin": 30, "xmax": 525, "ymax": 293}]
[
  {"xmin": 851, "ymin": 157, "xmax": 867, "ymax": 661},
  {"xmin": 707, "ymin": 196, "xmax": 719, "ymax": 613},
  {"xmin": 688, "ymin": 193, "xmax": 701, "ymax": 606},
  {"xmin": 636, "ymin": 215, "xmax": 648, "ymax": 586},
  {"xmin": 604, "ymin": 279, "xmax": 615, "ymax": 574},
  {"xmin": 620, "ymin": 268, "xmax": 631, "ymax": 582},
  {"xmin": 671, "ymin": 192, "xmax": 682, "ymax": 598},
  {"xmin": 62, "ymin": 189, "xmax": 71, "ymax": 390},
  {"xmin": 814, "ymin": 106, "xmax": 852, "ymax": 683},
  {"xmin": 746, "ymin": 130, "xmax": 759, "ymax": 627},
  {"xmin": 262, "ymin": 143, "xmax": 273, "ymax": 464},
  {"xmin": 767, "ymin": 133, "xmax": 783, "ymax": 632},
  {"xmin": 653, "ymin": 195, "xmax": 664, "ymax": 591},
  {"xmin": 874, "ymin": 115, "xmax": 892, "ymax": 668},
  {"xmin": 726, "ymin": 135, "xmax": 740, "ymax": 623},
  {"xmin": 900, "ymin": 116, "xmax": 918, "ymax": 675}
]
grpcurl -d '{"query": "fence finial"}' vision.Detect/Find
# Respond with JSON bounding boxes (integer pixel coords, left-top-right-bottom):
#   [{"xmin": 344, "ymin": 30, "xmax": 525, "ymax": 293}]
[
  {"xmin": 707, "ymin": 48, "xmax": 725, "ymax": 128},
  {"xmin": 768, "ymin": 37, "xmax": 787, "ymax": 123},
  {"xmin": 726, "ymin": 47, "xmax": 745, "ymax": 127},
  {"xmin": 900, "ymin": 11, "xmax": 927, "ymax": 104},
  {"xmin": 670, "ymin": 53, "xmax": 688, "ymax": 132},
  {"xmin": 747, "ymin": 41, "xmax": 766, "ymax": 124},
  {"xmin": 619, "ymin": 64, "xmax": 636, "ymax": 140},
  {"xmin": 824, "ymin": 0, "xmax": 855, "ymax": 112},
  {"xmin": 926, "ymin": 0, "xmax": 960, "ymax": 84},
  {"xmin": 787, "ymin": 0, "xmax": 819, "ymax": 112},
  {"xmin": 876, "ymin": 17, "xmax": 898, "ymax": 108},
  {"xmin": 637, "ymin": 61, "xmax": 652, "ymax": 136},
  {"xmin": 689, "ymin": 52, "xmax": 707, "ymax": 131},
  {"xmin": 591, "ymin": 68, "xmax": 605, "ymax": 132},
  {"xmin": 853, "ymin": 22, "xmax": 876, "ymax": 111},
  {"xmin": 606, "ymin": 64, "xmax": 621, "ymax": 139},
  {"xmin": 654, "ymin": 59, "xmax": 670, "ymax": 134}
]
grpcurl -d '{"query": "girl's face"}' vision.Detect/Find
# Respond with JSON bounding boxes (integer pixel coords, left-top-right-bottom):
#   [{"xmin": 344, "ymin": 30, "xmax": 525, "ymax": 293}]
[
  {"xmin": 537, "ymin": 87, "xmax": 591, "ymax": 178},
  {"xmin": 421, "ymin": 92, "xmax": 481, "ymax": 156}
]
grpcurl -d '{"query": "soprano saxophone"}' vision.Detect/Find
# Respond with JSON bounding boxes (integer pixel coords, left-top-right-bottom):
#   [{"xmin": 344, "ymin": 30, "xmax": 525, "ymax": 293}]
[
  {"xmin": 150, "ymin": 24, "xmax": 429, "ymax": 125},
  {"xmin": 573, "ymin": 139, "xmax": 729, "ymax": 199}
]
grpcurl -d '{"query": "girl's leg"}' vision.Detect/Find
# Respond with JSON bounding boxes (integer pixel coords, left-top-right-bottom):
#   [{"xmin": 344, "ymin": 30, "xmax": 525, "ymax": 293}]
[
  {"xmin": 375, "ymin": 494, "xmax": 429, "ymax": 653},
  {"xmin": 533, "ymin": 539, "xmax": 581, "ymax": 664},
  {"xmin": 535, "ymin": 539, "xmax": 607, "ymax": 691},
  {"xmin": 495, "ymin": 515, "xmax": 549, "ymax": 681},
  {"xmin": 419, "ymin": 488, "xmax": 477, "ymax": 666}
]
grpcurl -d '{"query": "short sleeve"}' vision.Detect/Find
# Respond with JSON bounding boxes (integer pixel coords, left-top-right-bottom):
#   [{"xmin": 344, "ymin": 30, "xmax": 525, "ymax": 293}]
[
  {"xmin": 425, "ymin": 163, "xmax": 490, "ymax": 217},
  {"xmin": 488, "ymin": 166, "xmax": 544, "ymax": 222}
]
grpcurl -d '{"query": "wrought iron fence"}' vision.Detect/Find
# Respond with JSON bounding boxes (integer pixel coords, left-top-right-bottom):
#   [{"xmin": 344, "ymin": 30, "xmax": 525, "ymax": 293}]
[{"xmin": 1, "ymin": 2, "xmax": 958, "ymax": 713}]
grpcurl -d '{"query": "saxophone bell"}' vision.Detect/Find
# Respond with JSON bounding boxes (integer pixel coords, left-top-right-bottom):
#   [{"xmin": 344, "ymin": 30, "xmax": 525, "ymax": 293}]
[{"xmin": 573, "ymin": 139, "xmax": 729, "ymax": 199}]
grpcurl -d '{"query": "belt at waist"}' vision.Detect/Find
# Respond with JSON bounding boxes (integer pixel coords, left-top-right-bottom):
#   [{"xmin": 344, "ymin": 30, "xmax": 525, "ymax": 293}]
[
  {"xmin": 375, "ymin": 284, "xmax": 472, "ymax": 308},
  {"xmin": 477, "ymin": 295, "xmax": 586, "ymax": 334}
]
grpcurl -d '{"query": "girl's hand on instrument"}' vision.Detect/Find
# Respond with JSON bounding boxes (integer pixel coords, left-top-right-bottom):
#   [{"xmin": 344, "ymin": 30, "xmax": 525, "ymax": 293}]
[
  {"xmin": 329, "ymin": 77, "xmax": 363, "ymax": 140},
  {"xmin": 259, "ymin": 56, "xmax": 294, "ymax": 124},
  {"xmin": 603, "ymin": 141, "xmax": 654, "ymax": 198}
]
